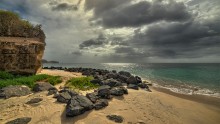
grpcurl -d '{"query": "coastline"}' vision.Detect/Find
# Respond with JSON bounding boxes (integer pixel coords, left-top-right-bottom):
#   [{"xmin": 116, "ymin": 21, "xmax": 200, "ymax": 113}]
[
  {"xmin": 0, "ymin": 69, "xmax": 220, "ymax": 124},
  {"xmin": 152, "ymin": 86, "xmax": 220, "ymax": 108}
]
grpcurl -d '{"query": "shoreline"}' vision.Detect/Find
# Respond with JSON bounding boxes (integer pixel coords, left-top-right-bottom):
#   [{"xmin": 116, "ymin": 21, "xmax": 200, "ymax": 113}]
[
  {"xmin": 152, "ymin": 86, "xmax": 220, "ymax": 108},
  {"xmin": 1, "ymin": 69, "xmax": 220, "ymax": 124}
]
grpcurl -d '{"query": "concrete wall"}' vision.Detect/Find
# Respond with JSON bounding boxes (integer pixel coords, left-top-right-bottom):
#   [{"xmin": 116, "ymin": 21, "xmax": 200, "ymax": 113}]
[{"xmin": 0, "ymin": 37, "xmax": 45, "ymax": 75}]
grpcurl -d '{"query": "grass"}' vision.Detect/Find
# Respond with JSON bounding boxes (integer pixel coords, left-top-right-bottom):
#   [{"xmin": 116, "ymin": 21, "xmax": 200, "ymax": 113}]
[
  {"xmin": 0, "ymin": 71, "xmax": 62, "ymax": 89},
  {"xmin": 66, "ymin": 76, "xmax": 99, "ymax": 91}
]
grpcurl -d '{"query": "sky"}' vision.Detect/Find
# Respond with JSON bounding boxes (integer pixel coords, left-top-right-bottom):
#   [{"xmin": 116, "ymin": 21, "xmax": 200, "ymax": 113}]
[{"xmin": 0, "ymin": 0, "xmax": 220, "ymax": 63}]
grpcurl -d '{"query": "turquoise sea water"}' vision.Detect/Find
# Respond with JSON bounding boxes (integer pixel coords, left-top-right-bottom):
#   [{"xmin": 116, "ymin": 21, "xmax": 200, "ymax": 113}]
[{"xmin": 43, "ymin": 63, "xmax": 220, "ymax": 98}]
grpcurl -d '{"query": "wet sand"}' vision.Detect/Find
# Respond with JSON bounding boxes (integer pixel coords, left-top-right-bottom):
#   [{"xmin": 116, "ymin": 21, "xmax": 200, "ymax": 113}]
[{"xmin": 0, "ymin": 69, "xmax": 220, "ymax": 124}]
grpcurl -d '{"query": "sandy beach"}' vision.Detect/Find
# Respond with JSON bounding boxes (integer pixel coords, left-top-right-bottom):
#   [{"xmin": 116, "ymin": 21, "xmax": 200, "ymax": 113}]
[{"xmin": 0, "ymin": 69, "xmax": 220, "ymax": 124}]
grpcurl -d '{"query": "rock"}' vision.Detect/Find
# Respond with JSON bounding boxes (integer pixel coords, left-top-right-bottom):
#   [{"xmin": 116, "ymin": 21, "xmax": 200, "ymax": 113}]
[
  {"xmin": 33, "ymin": 82, "xmax": 54, "ymax": 92},
  {"xmin": 6, "ymin": 117, "xmax": 31, "ymax": 124},
  {"xmin": 118, "ymin": 71, "xmax": 131, "ymax": 77},
  {"xmin": 97, "ymin": 85, "xmax": 111, "ymax": 99},
  {"xmin": 135, "ymin": 76, "xmax": 142, "ymax": 84},
  {"xmin": 66, "ymin": 95, "xmax": 94, "ymax": 117},
  {"xmin": 57, "ymin": 92, "xmax": 72, "ymax": 103},
  {"xmin": 102, "ymin": 79, "xmax": 122, "ymax": 87},
  {"xmin": 110, "ymin": 87, "xmax": 128, "ymax": 96},
  {"xmin": 59, "ymin": 89, "xmax": 78, "ymax": 96},
  {"xmin": 106, "ymin": 115, "xmax": 123, "ymax": 123},
  {"xmin": 127, "ymin": 84, "xmax": 139, "ymax": 90},
  {"xmin": 0, "ymin": 37, "xmax": 45, "ymax": 75},
  {"xmin": 138, "ymin": 83, "xmax": 149, "ymax": 89},
  {"xmin": 112, "ymin": 70, "xmax": 117, "ymax": 73},
  {"xmin": 0, "ymin": 85, "xmax": 32, "ymax": 99},
  {"xmin": 94, "ymin": 99, "xmax": 108, "ymax": 110},
  {"xmin": 86, "ymin": 92, "xmax": 99, "ymax": 103},
  {"xmin": 118, "ymin": 75, "xmax": 128, "ymax": 82},
  {"xmin": 106, "ymin": 73, "xmax": 118, "ymax": 79},
  {"xmin": 26, "ymin": 98, "xmax": 43, "ymax": 104},
  {"xmin": 126, "ymin": 76, "xmax": 138, "ymax": 84},
  {"xmin": 47, "ymin": 87, "xmax": 58, "ymax": 95},
  {"xmin": 90, "ymin": 79, "xmax": 101, "ymax": 85}
]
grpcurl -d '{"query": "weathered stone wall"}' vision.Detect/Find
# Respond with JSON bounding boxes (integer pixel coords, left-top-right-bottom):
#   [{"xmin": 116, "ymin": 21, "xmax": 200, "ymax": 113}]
[{"xmin": 0, "ymin": 37, "xmax": 45, "ymax": 75}]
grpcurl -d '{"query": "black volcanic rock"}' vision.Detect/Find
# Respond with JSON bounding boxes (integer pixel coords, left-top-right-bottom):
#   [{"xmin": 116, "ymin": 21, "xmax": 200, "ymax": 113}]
[
  {"xmin": 66, "ymin": 95, "xmax": 94, "ymax": 117},
  {"xmin": 0, "ymin": 85, "xmax": 32, "ymax": 99}
]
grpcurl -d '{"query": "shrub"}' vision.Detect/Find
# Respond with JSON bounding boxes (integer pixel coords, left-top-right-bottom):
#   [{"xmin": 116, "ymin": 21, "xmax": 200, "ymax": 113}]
[
  {"xmin": 0, "ymin": 10, "xmax": 45, "ymax": 42},
  {"xmin": 0, "ymin": 72, "xmax": 62, "ymax": 89},
  {"xmin": 66, "ymin": 76, "xmax": 98, "ymax": 90},
  {"xmin": 0, "ymin": 71, "xmax": 15, "ymax": 79}
]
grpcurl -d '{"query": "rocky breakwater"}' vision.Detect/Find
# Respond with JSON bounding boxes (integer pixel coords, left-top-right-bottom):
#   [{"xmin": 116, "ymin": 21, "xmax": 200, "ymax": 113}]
[
  {"xmin": 0, "ymin": 37, "xmax": 45, "ymax": 75},
  {"xmin": 44, "ymin": 67, "xmax": 152, "ymax": 122}
]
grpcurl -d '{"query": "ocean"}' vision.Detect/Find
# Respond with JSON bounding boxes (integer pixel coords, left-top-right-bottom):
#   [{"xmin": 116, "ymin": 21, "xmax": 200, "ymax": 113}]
[{"xmin": 43, "ymin": 63, "xmax": 220, "ymax": 98}]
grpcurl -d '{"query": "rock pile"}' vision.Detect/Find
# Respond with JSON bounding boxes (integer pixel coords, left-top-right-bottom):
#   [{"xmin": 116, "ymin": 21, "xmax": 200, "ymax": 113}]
[{"xmin": 43, "ymin": 67, "xmax": 152, "ymax": 117}]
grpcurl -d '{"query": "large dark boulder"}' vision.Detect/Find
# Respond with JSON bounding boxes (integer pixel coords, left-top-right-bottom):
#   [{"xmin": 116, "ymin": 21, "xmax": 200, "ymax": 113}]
[
  {"xmin": 66, "ymin": 95, "xmax": 94, "ymax": 117},
  {"xmin": 94, "ymin": 99, "xmax": 108, "ymax": 110},
  {"xmin": 106, "ymin": 115, "xmax": 123, "ymax": 123},
  {"xmin": 0, "ymin": 85, "xmax": 32, "ymax": 99},
  {"xmin": 97, "ymin": 85, "xmax": 111, "ymax": 99},
  {"xmin": 110, "ymin": 87, "xmax": 128, "ymax": 96},
  {"xmin": 138, "ymin": 83, "xmax": 149, "ymax": 89},
  {"xmin": 86, "ymin": 92, "xmax": 99, "ymax": 103},
  {"xmin": 59, "ymin": 89, "xmax": 78, "ymax": 96},
  {"xmin": 135, "ymin": 76, "xmax": 142, "ymax": 84},
  {"xmin": 118, "ymin": 71, "xmax": 131, "ymax": 77},
  {"xmin": 90, "ymin": 79, "xmax": 102, "ymax": 85},
  {"xmin": 126, "ymin": 76, "xmax": 138, "ymax": 84},
  {"xmin": 127, "ymin": 84, "xmax": 139, "ymax": 90},
  {"xmin": 106, "ymin": 73, "xmax": 118, "ymax": 79},
  {"xmin": 57, "ymin": 92, "xmax": 72, "ymax": 103},
  {"xmin": 6, "ymin": 117, "xmax": 31, "ymax": 124},
  {"xmin": 102, "ymin": 78, "xmax": 122, "ymax": 87},
  {"xmin": 33, "ymin": 82, "xmax": 55, "ymax": 92}
]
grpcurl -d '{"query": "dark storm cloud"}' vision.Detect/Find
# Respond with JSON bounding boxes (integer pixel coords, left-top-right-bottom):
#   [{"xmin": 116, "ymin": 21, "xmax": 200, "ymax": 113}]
[
  {"xmin": 85, "ymin": 0, "xmax": 191, "ymax": 28},
  {"xmin": 131, "ymin": 20, "xmax": 220, "ymax": 58},
  {"xmin": 51, "ymin": 3, "xmax": 78, "ymax": 11},
  {"xmin": 79, "ymin": 34, "xmax": 107, "ymax": 49}
]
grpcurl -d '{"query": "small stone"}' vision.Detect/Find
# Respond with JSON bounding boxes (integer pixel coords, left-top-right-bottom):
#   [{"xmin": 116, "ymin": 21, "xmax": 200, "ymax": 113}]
[
  {"xmin": 6, "ymin": 117, "xmax": 31, "ymax": 124},
  {"xmin": 106, "ymin": 115, "xmax": 123, "ymax": 123},
  {"xmin": 26, "ymin": 98, "xmax": 43, "ymax": 104}
]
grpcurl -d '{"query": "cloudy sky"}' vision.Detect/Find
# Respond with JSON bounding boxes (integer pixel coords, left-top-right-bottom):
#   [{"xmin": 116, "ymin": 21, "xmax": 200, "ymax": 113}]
[{"xmin": 1, "ymin": 0, "xmax": 220, "ymax": 63}]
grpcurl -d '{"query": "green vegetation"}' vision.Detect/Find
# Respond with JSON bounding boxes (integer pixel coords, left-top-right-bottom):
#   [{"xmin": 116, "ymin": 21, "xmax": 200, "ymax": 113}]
[
  {"xmin": 0, "ymin": 10, "xmax": 45, "ymax": 42},
  {"xmin": 47, "ymin": 76, "xmax": 62, "ymax": 85},
  {"xmin": 66, "ymin": 76, "xmax": 99, "ymax": 91},
  {"xmin": 0, "ymin": 71, "xmax": 62, "ymax": 89},
  {"xmin": 0, "ymin": 71, "xmax": 15, "ymax": 79}
]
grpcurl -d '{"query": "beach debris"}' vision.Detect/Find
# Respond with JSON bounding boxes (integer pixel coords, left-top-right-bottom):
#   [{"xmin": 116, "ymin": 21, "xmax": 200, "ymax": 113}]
[
  {"xmin": 0, "ymin": 85, "xmax": 32, "ymax": 99},
  {"xmin": 66, "ymin": 95, "xmax": 93, "ymax": 117},
  {"xmin": 94, "ymin": 99, "xmax": 109, "ymax": 110},
  {"xmin": 127, "ymin": 84, "xmax": 139, "ymax": 90},
  {"xmin": 106, "ymin": 115, "xmax": 124, "ymax": 123},
  {"xmin": 26, "ymin": 98, "xmax": 43, "ymax": 104},
  {"xmin": 6, "ymin": 117, "xmax": 31, "ymax": 124},
  {"xmin": 33, "ymin": 82, "xmax": 55, "ymax": 92}
]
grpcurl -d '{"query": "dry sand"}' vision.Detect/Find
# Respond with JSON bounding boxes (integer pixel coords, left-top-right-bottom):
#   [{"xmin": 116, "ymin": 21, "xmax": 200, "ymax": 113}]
[{"xmin": 0, "ymin": 69, "xmax": 220, "ymax": 124}]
